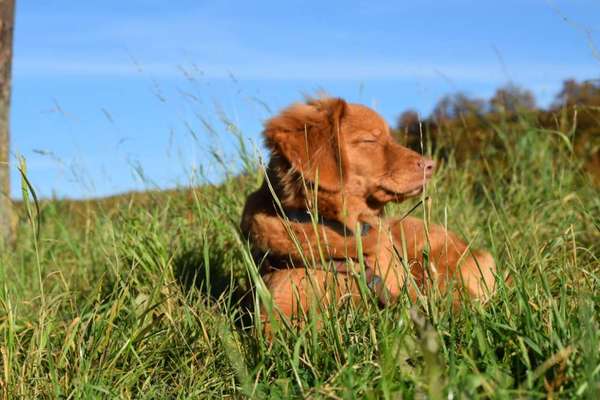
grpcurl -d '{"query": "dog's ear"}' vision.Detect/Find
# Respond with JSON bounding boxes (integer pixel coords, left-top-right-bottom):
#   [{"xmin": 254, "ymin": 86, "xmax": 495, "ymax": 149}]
[{"xmin": 264, "ymin": 98, "xmax": 347, "ymax": 191}]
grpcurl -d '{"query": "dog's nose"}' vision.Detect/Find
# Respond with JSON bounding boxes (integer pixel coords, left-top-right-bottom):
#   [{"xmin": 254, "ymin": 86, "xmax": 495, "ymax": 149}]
[{"xmin": 418, "ymin": 158, "xmax": 436, "ymax": 176}]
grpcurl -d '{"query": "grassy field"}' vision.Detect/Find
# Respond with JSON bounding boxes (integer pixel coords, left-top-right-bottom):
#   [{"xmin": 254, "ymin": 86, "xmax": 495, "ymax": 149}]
[{"xmin": 1, "ymin": 115, "xmax": 599, "ymax": 399}]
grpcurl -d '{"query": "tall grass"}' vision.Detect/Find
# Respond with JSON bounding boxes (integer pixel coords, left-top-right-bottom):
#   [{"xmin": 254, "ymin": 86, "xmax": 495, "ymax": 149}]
[{"xmin": 1, "ymin": 113, "xmax": 599, "ymax": 398}]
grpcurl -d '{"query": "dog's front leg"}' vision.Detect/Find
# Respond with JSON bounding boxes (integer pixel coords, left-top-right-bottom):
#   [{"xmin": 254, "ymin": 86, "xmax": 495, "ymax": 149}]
[{"xmin": 362, "ymin": 224, "xmax": 409, "ymax": 304}]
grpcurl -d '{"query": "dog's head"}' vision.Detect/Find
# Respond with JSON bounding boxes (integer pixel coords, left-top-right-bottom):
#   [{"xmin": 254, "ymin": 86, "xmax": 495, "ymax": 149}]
[{"xmin": 264, "ymin": 97, "xmax": 434, "ymax": 221}]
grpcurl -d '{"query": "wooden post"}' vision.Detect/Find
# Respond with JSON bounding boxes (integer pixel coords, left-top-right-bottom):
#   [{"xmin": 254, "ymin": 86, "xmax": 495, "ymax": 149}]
[{"xmin": 0, "ymin": 0, "xmax": 15, "ymax": 246}]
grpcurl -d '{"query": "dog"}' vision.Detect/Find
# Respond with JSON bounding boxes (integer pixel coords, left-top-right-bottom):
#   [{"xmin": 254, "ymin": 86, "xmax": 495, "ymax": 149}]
[{"xmin": 240, "ymin": 97, "xmax": 496, "ymax": 332}]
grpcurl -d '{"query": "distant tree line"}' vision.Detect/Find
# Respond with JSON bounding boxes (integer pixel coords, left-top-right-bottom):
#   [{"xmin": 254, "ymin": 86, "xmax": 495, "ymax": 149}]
[{"xmin": 395, "ymin": 78, "xmax": 600, "ymax": 181}]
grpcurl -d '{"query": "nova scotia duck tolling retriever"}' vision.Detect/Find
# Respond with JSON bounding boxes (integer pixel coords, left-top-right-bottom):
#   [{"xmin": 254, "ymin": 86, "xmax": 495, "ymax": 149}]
[{"xmin": 240, "ymin": 97, "xmax": 496, "ymax": 333}]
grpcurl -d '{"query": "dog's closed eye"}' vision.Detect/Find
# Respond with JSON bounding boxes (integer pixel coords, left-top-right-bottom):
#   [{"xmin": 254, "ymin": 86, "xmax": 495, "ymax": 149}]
[{"xmin": 352, "ymin": 136, "xmax": 379, "ymax": 145}]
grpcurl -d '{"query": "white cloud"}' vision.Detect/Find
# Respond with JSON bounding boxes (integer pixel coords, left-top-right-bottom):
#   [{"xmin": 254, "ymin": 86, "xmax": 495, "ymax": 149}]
[
  {"xmin": 14, "ymin": 58, "xmax": 172, "ymax": 78},
  {"xmin": 13, "ymin": 56, "xmax": 598, "ymax": 84}
]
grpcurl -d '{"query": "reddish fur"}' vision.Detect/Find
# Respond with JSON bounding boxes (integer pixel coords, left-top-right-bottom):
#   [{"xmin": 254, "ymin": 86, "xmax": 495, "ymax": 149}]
[{"xmin": 240, "ymin": 97, "xmax": 496, "ymax": 333}]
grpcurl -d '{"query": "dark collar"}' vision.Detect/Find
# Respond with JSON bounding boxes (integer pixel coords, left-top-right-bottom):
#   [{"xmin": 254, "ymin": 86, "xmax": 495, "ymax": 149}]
[{"xmin": 283, "ymin": 208, "xmax": 371, "ymax": 237}]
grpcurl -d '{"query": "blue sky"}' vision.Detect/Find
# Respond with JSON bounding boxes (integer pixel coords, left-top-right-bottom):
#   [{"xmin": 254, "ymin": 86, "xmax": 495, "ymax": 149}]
[{"xmin": 10, "ymin": 0, "xmax": 600, "ymax": 198}]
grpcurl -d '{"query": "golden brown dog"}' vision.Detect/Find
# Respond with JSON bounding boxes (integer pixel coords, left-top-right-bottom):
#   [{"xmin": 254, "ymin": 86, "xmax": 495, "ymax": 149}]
[{"xmin": 241, "ymin": 97, "xmax": 496, "ymax": 331}]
